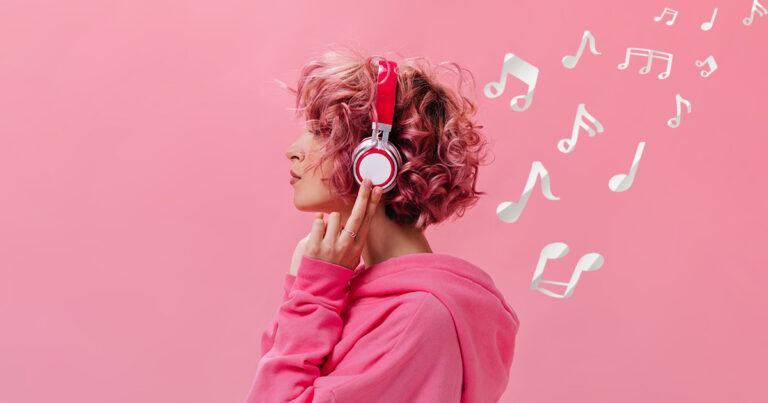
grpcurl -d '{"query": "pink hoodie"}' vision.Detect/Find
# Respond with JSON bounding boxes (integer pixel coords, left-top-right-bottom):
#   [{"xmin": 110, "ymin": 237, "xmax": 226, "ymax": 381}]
[{"xmin": 245, "ymin": 252, "xmax": 520, "ymax": 403}]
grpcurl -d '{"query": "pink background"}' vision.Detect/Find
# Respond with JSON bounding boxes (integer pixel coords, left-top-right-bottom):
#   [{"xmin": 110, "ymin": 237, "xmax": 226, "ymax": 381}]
[{"xmin": 1, "ymin": 0, "xmax": 766, "ymax": 402}]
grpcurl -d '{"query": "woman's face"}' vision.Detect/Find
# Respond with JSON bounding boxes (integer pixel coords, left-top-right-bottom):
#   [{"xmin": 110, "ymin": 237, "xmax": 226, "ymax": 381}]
[{"xmin": 285, "ymin": 128, "xmax": 347, "ymax": 213}]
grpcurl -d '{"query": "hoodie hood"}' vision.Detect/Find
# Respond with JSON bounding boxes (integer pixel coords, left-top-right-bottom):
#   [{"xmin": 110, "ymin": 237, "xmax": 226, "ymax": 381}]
[{"xmin": 346, "ymin": 253, "xmax": 520, "ymax": 402}]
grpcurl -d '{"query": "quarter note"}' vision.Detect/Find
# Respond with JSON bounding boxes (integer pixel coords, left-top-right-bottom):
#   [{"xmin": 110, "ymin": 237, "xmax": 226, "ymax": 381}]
[
  {"xmin": 653, "ymin": 7, "xmax": 678, "ymax": 26},
  {"xmin": 530, "ymin": 242, "xmax": 605, "ymax": 299},
  {"xmin": 743, "ymin": 0, "xmax": 767, "ymax": 25},
  {"xmin": 667, "ymin": 94, "xmax": 691, "ymax": 129},
  {"xmin": 562, "ymin": 30, "xmax": 601, "ymax": 69},
  {"xmin": 558, "ymin": 103, "xmax": 604, "ymax": 154},
  {"xmin": 618, "ymin": 47, "xmax": 673, "ymax": 80},
  {"xmin": 609, "ymin": 141, "xmax": 646, "ymax": 192},
  {"xmin": 701, "ymin": 8, "xmax": 718, "ymax": 30},
  {"xmin": 695, "ymin": 55, "xmax": 718, "ymax": 77},
  {"xmin": 484, "ymin": 53, "xmax": 540, "ymax": 112},
  {"xmin": 496, "ymin": 161, "xmax": 559, "ymax": 223}
]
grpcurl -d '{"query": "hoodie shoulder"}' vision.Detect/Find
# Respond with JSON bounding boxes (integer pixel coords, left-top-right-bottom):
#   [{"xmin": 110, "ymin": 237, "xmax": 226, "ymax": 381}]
[
  {"xmin": 329, "ymin": 291, "xmax": 463, "ymax": 402},
  {"xmin": 406, "ymin": 292, "xmax": 458, "ymax": 336}
]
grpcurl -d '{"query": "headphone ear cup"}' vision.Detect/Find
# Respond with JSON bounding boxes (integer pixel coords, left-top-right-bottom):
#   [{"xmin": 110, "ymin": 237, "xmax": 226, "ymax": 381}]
[{"xmin": 351, "ymin": 137, "xmax": 401, "ymax": 192}]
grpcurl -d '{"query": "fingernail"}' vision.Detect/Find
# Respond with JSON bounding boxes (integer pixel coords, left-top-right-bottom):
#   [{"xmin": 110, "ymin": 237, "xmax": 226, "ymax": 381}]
[
  {"xmin": 374, "ymin": 187, "xmax": 382, "ymax": 196},
  {"xmin": 365, "ymin": 179, "xmax": 372, "ymax": 189}
]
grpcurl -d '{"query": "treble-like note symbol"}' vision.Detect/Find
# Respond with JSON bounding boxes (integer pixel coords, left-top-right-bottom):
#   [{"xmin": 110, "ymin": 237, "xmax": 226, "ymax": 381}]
[
  {"xmin": 667, "ymin": 93, "xmax": 691, "ymax": 128},
  {"xmin": 496, "ymin": 161, "xmax": 559, "ymax": 223},
  {"xmin": 484, "ymin": 53, "xmax": 540, "ymax": 112},
  {"xmin": 701, "ymin": 8, "xmax": 718, "ymax": 31},
  {"xmin": 609, "ymin": 141, "xmax": 646, "ymax": 192},
  {"xmin": 744, "ymin": 0, "xmax": 767, "ymax": 25},
  {"xmin": 530, "ymin": 242, "xmax": 605, "ymax": 299},
  {"xmin": 618, "ymin": 47, "xmax": 673, "ymax": 80},
  {"xmin": 558, "ymin": 103, "xmax": 604, "ymax": 154},
  {"xmin": 562, "ymin": 30, "xmax": 601, "ymax": 69},
  {"xmin": 653, "ymin": 7, "xmax": 678, "ymax": 26},
  {"xmin": 695, "ymin": 55, "xmax": 718, "ymax": 78}
]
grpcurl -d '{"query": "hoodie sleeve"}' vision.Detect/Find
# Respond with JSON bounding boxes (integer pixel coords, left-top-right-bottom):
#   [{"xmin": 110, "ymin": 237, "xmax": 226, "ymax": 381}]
[{"xmin": 245, "ymin": 255, "xmax": 355, "ymax": 403}]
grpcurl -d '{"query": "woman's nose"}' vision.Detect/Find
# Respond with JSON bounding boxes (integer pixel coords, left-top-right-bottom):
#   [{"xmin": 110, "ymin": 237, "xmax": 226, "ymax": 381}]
[{"xmin": 285, "ymin": 144, "xmax": 303, "ymax": 162}]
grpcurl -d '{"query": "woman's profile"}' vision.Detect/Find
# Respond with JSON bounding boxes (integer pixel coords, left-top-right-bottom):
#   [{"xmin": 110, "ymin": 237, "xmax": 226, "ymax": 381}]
[{"xmin": 246, "ymin": 46, "xmax": 520, "ymax": 403}]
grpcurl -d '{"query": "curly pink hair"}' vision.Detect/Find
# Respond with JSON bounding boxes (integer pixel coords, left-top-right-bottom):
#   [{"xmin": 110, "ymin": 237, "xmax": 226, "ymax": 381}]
[{"xmin": 277, "ymin": 46, "xmax": 492, "ymax": 230}]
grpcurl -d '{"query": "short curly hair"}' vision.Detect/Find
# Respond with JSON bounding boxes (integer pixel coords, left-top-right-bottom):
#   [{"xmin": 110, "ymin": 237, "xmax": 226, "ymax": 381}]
[{"xmin": 276, "ymin": 45, "xmax": 492, "ymax": 230}]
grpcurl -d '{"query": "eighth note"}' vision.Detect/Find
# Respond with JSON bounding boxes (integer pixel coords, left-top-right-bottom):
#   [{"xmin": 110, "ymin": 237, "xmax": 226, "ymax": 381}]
[
  {"xmin": 667, "ymin": 93, "xmax": 691, "ymax": 129},
  {"xmin": 562, "ymin": 30, "xmax": 601, "ymax": 69},
  {"xmin": 744, "ymin": 0, "xmax": 767, "ymax": 25},
  {"xmin": 653, "ymin": 7, "xmax": 678, "ymax": 26},
  {"xmin": 558, "ymin": 103, "xmax": 604, "ymax": 154},
  {"xmin": 530, "ymin": 242, "xmax": 605, "ymax": 299},
  {"xmin": 701, "ymin": 8, "xmax": 718, "ymax": 31},
  {"xmin": 496, "ymin": 161, "xmax": 559, "ymax": 224},
  {"xmin": 484, "ymin": 53, "xmax": 540, "ymax": 112},
  {"xmin": 695, "ymin": 55, "xmax": 718, "ymax": 77},
  {"xmin": 609, "ymin": 141, "xmax": 646, "ymax": 192}
]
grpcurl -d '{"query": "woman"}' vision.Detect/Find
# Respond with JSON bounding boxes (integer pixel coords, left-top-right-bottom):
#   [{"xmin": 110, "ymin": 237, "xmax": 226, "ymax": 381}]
[{"xmin": 246, "ymin": 47, "xmax": 520, "ymax": 403}]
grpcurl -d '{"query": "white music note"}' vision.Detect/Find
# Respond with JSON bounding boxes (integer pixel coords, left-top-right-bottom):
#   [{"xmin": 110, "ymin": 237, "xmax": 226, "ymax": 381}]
[
  {"xmin": 653, "ymin": 7, "xmax": 678, "ymax": 26},
  {"xmin": 557, "ymin": 103, "xmax": 604, "ymax": 154},
  {"xmin": 667, "ymin": 94, "xmax": 691, "ymax": 128},
  {"xmin": 744, "ymin": 0, "xmax": 767, "ymax": 25},
  {"xmin": 484, "ymin": 53, "xmax": 540, "ymax": 112},
  {"xmin": 609, "ymin": 141, "xmax": 646, "ymax": 192},
  {"xmin": 530, "ymin": 242, "xmax": 605, "ymax": 299},
  {"xmin": 701, "ymin": 8, "xmax": 718, "ymax": 30},
  {"xmin": 618, "ymin": 47, "xmax": 673, "ymax": 80},
  {"xmin": 562, "ymin": 30, "xmax": 601, "ymax": 69},
  {"xmin": 695, "ymin": 55, "xmax": 718, "ymax": 78},
  {"xmin": 496, "ymin": 161, "xmax": 559, "ymax": 223}
]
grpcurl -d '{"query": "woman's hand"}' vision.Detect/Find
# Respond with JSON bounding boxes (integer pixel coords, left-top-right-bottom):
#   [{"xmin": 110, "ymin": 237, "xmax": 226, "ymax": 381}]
[{"xmin": 303, "ymin": 178, "xmax": 382, "ymax": 271}]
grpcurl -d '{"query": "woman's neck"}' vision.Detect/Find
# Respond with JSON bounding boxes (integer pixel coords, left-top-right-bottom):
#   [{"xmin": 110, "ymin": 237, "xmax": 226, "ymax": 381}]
[{"xmin": 357, "ymin": 204, "xmax": 432, "ymax": 268}]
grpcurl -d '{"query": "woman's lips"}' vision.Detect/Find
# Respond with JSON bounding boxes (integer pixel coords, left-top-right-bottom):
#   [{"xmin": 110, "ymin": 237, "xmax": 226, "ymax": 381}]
[{"xmin": 290, "ymin": 169, "xmax": 301, "ymax": 185}]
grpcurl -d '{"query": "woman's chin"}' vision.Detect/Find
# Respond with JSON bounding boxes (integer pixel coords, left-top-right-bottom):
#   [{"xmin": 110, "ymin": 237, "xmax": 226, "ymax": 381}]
[
  {"xmin": 292, "ymin": 198, "xmax": 319, "ymax": 212},
  {"xmin": 293, "ymin": 198, "xmax": 336, "ymax": 214}
]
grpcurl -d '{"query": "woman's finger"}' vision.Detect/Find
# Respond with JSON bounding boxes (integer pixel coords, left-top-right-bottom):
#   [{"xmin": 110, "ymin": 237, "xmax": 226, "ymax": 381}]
[
  {"xmin": 354, "ymin": 186, "xmax": 382, "ymax": 247},
  {"xmin": 342, "ymin": 178, "xmax": 373, "ymax": 242},
  {"xmin": 325, "ymin": 212, "xmax": 340, "ymax": 245},
  {"xmin": 307, "ymin": 212, "xmax": 326, "ymax": 251}
]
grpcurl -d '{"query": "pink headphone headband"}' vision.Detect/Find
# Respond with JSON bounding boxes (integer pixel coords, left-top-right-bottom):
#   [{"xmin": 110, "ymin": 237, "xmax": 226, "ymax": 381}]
[{"xmin": 374, "ymin": 60, "xmax": 398, "ymax": 127}]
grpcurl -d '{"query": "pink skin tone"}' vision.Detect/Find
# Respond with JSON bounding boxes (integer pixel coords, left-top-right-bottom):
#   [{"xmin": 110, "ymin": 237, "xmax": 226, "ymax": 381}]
[{"xmin": 285, "ymin": 129, "xmax": 359, "ymax": 214}]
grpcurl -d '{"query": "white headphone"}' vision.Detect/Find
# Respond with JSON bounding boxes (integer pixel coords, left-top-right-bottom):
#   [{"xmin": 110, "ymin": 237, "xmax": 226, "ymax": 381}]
[{"xmin": 350, "ymin": 60, "xmax": 403, "ymax": 193}]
